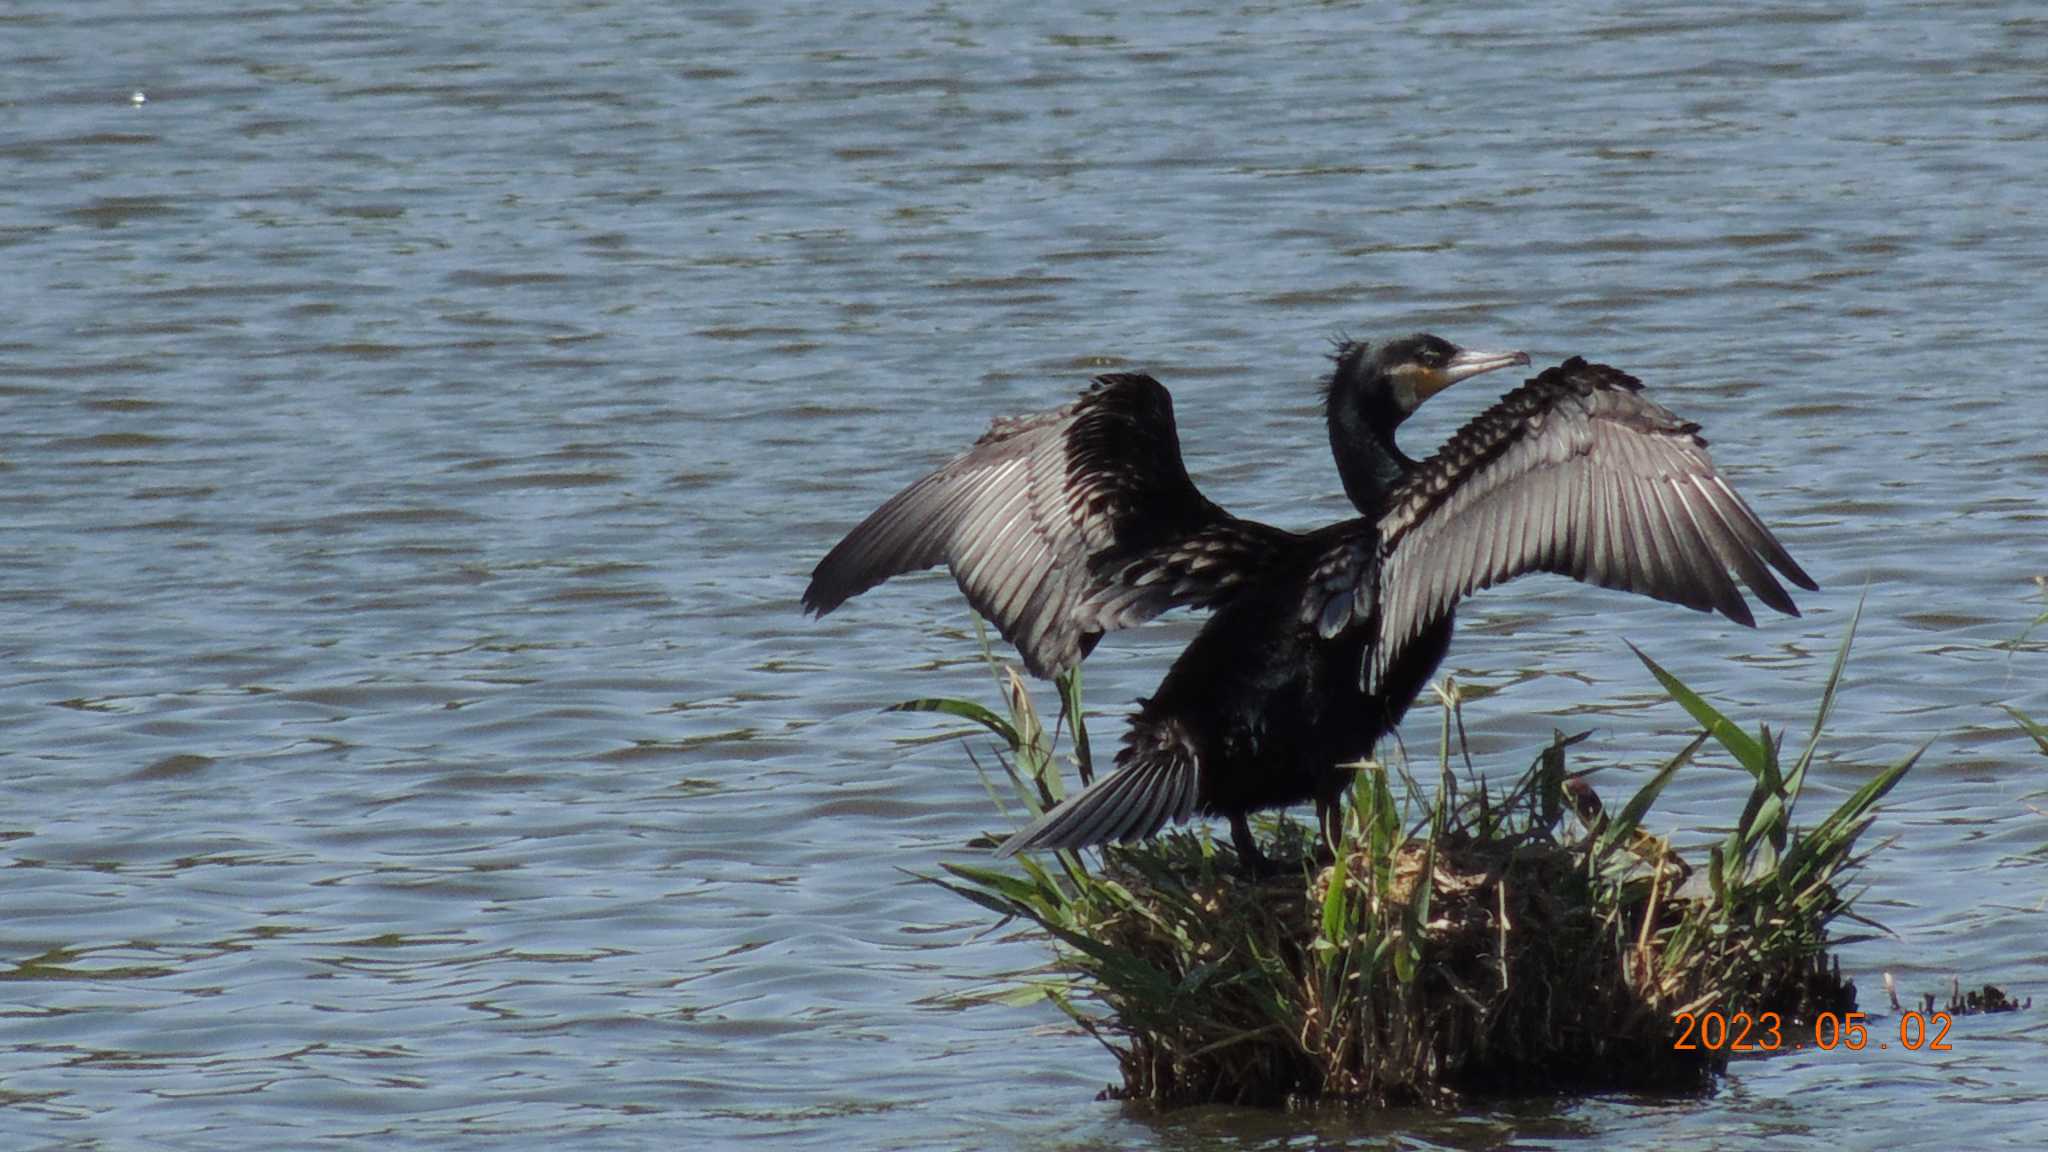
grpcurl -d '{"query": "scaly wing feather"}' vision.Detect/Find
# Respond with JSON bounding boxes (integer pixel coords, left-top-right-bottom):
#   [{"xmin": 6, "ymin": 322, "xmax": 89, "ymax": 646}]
[
  {"xmin": 804, "ymin": 374, "xmax": 1290, "ymax": 677},
  {"xmin": 1374, "ymin": 358, "xmax": 1816, "ymax": 681}
]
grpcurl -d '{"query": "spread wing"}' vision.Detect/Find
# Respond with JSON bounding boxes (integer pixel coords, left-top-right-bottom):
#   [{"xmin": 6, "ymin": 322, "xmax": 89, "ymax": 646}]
[
  {"xmin": 1374, "ymin": 358, "xmax": 1817, "ymax": 681},
  {"xmin": 803, "ymin": 373, "xmax": 1294, "ymax": 677}
]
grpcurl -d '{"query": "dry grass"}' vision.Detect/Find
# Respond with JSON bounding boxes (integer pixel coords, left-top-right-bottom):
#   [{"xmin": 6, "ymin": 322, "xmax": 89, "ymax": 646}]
[{"xmin": 918, "ymin": 607, "xmax": 1921, "ymax": 1106}]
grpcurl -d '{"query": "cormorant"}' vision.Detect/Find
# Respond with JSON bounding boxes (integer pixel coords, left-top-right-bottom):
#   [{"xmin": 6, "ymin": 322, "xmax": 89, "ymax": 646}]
[{"xmin": 803, "ymin": 336, "xmax": 1815, "ymax": 872}]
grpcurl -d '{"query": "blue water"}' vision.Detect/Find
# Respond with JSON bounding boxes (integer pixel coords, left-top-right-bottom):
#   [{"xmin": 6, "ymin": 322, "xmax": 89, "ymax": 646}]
[{"xmin": 2, "ymin": 2, "xmax": 2045, "ymax": 1148}]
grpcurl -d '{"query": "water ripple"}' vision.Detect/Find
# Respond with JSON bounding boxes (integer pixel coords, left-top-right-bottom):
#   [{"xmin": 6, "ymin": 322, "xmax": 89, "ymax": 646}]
[{"xmin": 2, "ymin": 1, "xmax": 2045, "ymax": 1149}]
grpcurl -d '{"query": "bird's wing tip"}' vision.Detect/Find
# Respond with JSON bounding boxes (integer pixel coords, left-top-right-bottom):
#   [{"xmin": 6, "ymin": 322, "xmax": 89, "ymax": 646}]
[{"xmin": 799, "ymin": 582, "xmax": 844, "ymax": 617}]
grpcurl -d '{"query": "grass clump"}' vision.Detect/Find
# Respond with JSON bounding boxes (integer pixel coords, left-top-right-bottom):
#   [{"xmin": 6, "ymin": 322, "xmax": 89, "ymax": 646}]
[{"xmin": 915, "ymin": 610, "xmax": 1923, "ymax": 1107}]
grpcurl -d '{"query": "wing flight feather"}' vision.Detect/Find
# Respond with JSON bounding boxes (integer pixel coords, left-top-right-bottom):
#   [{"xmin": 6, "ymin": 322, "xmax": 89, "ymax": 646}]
[
  {"xmin": 805, "ymin": 374, "xmax": 1292, "ymax": 677},
  {"xmin": 1375, "ymin": 358, "xmax": 1816, "ymax": 681}
]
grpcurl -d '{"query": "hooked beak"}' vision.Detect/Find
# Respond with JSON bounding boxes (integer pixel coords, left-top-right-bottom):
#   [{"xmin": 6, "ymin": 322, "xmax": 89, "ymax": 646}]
[
  {"xmin": 1388, "ymin": 346, "xmax": 1533, "ymax": 414},
  {"xmin": 1431, "ymin": 347, "xmax": 1531, "ymax": 397}
]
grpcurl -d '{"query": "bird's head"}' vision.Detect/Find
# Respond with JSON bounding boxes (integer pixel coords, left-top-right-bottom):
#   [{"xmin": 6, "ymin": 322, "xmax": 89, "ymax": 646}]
[
  {"xmin": 1323, "ymin": 333, "xmax": 1530, "ymax": 512},
  {"xmin": 1325, "ymin": 334, "xmax": 1531, "ymax": 428}
]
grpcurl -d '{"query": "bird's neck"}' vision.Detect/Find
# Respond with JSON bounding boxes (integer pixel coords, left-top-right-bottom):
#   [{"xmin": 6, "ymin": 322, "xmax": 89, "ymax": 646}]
[{"xmin": 1329, "ymin": 415, "xmax": 1412, "ymax": 513}]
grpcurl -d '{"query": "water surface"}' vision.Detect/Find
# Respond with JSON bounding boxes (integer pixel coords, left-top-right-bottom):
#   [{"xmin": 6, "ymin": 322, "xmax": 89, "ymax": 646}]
[{"xmin": 2, "ymin": 2, "xmax": 2045, "ymax": 1148}]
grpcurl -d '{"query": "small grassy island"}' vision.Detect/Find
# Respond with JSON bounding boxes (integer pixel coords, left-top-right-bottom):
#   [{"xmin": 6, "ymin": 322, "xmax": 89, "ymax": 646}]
[{"xmin": 919, "ymin": 615, "xmax": 1924, "ymax": 1106}]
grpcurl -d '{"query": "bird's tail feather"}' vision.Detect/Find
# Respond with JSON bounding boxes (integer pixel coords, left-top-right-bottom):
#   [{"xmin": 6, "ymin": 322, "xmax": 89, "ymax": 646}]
[{"xmin": 995, "ymin": 725, "xmax": 1199, "ymax": 856}]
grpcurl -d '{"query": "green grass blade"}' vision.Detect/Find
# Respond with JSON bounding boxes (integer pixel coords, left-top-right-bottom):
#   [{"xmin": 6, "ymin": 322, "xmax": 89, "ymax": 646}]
[
  {"xmin": 1003, "ymin": 666, "xmax": 1050, "ymax": 760},
  {"xmin": 942, "ymin": 861, "xmax": 1057, "ymax": 911},
  {"xmin": 1786, "ymin": 593, "xmax": 1864, "ymax": 804},
  {"xmin": 1595, "ymin": 732, "xmax": 1709, "ymax": 862},
  {"xmin": 991, "ymin": 983, "xmax": 1057, "ymax": 1007},
  {"xmin": 1744, "ymin": 791, "xmax": 1787, "ymax": 857},
  {"xmin": 1820, "ymin": 741, "xmax": 1926, "ymax": 841},
  {"xmin": 1057, "ymin": 667, "xmax": 1095, "ymax": 785},
  {"xmin": 1320, "ymin": 841, "xmax": 1351, "ymax": 946},
  {"xmin": 2004, "ymin": 705, "xmax": 2048, "ymax": 757},
  {"xmin": 921, "ymin": 869, "xmax": 1031, "ymax": 922},
  {"xmin": 888, "ymin": 697, "xmax": 1021, "ymax": 750},
  {"xmin": 1411, "ymin": 833, "xmax": 1436, "ymax": 931},
  {"xmin": 1629, "ymin": 643, "xmax": 1769, "ymax": 777},
  {"xmin": 1392, "ymin": 930, "xmax": 1417, "ymax": 984},
  {"xmin": 1782, "ymin": 739, "xmax": 1929, "ymax": 884},
  {"xmin": 1371, "ymin": 762, "xmax": 1400, "ymax": 872},
  {"xmin": 1757, "ymin": 722, "xmax": 1783, "ymax": 800}
]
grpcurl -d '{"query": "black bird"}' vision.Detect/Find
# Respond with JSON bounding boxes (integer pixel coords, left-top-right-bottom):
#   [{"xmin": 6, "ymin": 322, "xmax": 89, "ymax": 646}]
[{"xmin": 803, "ymin": 336, "xmax": 1816, "ymax": 871}]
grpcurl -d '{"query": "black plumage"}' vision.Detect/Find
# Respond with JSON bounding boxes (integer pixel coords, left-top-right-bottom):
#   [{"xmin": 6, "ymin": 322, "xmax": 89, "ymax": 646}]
[{"xmin": 803, "ymin": 337, "xmax": 1816, "ymax": 872}]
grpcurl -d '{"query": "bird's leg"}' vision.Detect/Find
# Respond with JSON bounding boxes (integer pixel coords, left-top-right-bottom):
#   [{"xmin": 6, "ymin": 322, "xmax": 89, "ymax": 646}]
[{"xmin": 1229, "ymin": 813, "xmax": 1274, "ymax": 878}]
